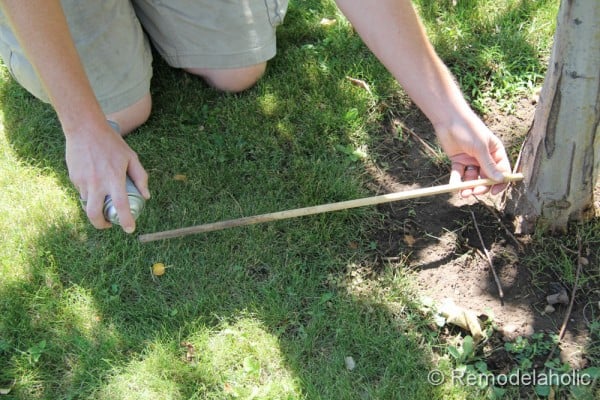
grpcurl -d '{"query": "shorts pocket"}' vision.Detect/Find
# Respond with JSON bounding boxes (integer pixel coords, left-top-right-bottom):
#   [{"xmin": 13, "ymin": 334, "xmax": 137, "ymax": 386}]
[{"xmin": 264, "ymin": 0, "xmax": 288, "ymax": 27}]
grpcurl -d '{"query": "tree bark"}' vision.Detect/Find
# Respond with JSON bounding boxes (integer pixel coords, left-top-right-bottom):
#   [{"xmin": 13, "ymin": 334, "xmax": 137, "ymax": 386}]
[{"xmin": 504, "ymin": 0, "xmax": 600, "ymax": 234}]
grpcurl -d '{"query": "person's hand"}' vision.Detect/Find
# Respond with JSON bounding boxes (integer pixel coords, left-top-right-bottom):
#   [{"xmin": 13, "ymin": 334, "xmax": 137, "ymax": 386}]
[
  {"xmin": 434, "ymin": 111, "xmax": 511, "ymax": 197},
  {"xmin": 65, "ymin": 121, "xmax": 150, "ymax": 233}
]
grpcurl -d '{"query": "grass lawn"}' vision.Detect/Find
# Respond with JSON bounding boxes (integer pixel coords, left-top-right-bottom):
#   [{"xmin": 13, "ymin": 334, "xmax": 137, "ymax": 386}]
[{"xmin": 2, "ymin": 1, "xmax": 597, "ymax": 399}]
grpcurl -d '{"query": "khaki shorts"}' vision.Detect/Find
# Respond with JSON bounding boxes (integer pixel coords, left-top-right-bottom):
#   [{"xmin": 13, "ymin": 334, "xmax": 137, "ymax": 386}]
[{"xmin": 0, "ymin": 0, "xmax": 288, "ymax": 114}]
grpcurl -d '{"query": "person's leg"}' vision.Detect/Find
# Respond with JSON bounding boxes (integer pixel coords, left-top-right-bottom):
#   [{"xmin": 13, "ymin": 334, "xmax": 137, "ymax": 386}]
[
  {"xmin": 184, "ymin": 63, "xmax": 266, "ymax": 93},
  {"xmin": 107, "ymin": 92, "xmax": 152, "ymax": 135},
  {"xmin": 133, "ymin": 0, "xmax": 288, "ymax": 92},
  {"xmin": 0, "ymin": 0, "xmax": 153, "ymax": 134}
]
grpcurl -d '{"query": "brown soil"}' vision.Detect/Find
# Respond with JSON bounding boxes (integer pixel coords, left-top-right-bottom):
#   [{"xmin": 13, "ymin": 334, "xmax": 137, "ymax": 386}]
[{"xmin": 367, "ymin": 95, "xmax": 598, "ymax": 371}]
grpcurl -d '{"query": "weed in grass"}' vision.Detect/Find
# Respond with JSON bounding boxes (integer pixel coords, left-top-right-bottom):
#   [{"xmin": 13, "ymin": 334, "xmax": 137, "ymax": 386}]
[{"xmin": 445, "ymin": 331, "xmax": 598, "ymax": 399}]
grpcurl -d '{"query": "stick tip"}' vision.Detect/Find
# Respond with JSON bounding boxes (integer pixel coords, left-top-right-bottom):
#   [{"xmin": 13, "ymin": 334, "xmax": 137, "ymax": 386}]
[
  {"xmin": 138, "ymin": 234, "xmax": 152, "ymax": 243},
  {"xmin": 501, "ymin": 172, "xmax": 524, "ymax": 182}
]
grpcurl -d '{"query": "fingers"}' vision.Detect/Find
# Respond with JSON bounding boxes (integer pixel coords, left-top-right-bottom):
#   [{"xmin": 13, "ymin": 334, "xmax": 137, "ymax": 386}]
[
  {"xmin": 448, "ymin": 128, "xmax": 512, "ymax": 197},
  {"xmin": 450, "ymin": 160, "xmax": 487, "ymax": 197},
  {"xmin": 76, "ymin": 171, "xmax": 139, "ymax": 233},
  {"xmin": 84, "ymin": 191, "xmax": 112, "ymax": 230},
  {"xmin": 109, "ymin": 180, "xmax": 136, "ymax": 233},
  {"xmin": 128, "ymin": 157, "xmax": 150, "ymax": 199}
]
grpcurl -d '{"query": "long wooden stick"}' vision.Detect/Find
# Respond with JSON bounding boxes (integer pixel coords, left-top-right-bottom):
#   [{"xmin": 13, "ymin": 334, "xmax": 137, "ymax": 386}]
[{"xmin": 138, "ymin": 173, "xmax": 523, "ymax": 243}]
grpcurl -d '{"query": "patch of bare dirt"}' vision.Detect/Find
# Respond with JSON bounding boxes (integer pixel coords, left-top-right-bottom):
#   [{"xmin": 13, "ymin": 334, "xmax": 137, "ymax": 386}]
[{"xmin": 368, "ymin": 95, "xmax": 597, "ymax": 371}]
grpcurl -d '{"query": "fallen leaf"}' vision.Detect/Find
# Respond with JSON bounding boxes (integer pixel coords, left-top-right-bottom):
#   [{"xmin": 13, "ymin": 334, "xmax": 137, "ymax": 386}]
[
  {"xmin": 403, "ymin": 234, "xmax": 416, "ymax": 247},
  {"xmin": 319, "ymin": 18, "xmax": 336, "ymax": 26},
  {"xmin": 173, "ymin": 174, "xmax": 188, "ymax": 182},
  {"xmin": 180, "ymin": 341, "xmax": 195, "ymax": 363},
  {"xmin": 346, "ymin": 76, "xmax": 373, "ymax": 95},
  {"xmin": 580, "ymin": 257, "xmax": 589, "ymax": 266},
  {"xmin": 438, "ymin": 299, "xmax": 485, "ymax": 342}
]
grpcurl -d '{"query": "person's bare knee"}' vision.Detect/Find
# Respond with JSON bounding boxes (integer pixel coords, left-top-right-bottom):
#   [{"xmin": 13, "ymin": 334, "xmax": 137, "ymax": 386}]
[
  {"xmin": 106, "ymin": 93, "xmax": 152, "ymax": 135},
  {"xmin": 185, "ymin": 63, "xmax": 266, "ymax": 93}
]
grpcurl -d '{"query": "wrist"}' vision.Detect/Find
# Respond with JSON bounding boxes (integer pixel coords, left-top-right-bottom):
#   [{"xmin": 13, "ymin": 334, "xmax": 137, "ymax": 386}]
[
  {"xmin": 430, "ymin": 102, "xmax": 480, "ymax": 138},
  {"xmin": 60, "ymin": 111, "xmax": 111, "ymax": 140}
]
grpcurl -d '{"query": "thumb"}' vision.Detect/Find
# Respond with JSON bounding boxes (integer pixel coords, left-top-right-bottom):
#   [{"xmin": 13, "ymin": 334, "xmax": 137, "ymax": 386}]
[{"xmin": 476, "ymin": 149, "xmax": 504, "ymax": 182}]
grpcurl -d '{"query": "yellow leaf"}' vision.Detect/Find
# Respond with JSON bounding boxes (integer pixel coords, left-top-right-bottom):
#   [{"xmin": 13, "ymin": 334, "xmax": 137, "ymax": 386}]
[
  {"xmin": 320, "ymin": 18, "xmax": 336, "ymax": 26},
  {"xmin": 439, "ymin": 299, "xmax": 485, "ymax": 342},
  {"xmin": 173, "ymin": 174, "xmax": 188, "ymax": 182}
]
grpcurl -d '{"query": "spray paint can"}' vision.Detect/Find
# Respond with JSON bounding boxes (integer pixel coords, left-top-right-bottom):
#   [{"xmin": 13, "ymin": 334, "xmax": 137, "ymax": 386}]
[
  {"xmin": 80, "ymin": 120, "xmax": 146, "ymax": 225},
  {"xmin": 102, "ymin": 174, "xmax": 145, "ymax": 225}
]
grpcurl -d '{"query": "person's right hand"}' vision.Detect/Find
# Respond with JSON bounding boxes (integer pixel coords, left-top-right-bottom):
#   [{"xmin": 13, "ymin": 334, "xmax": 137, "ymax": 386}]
[
  {"xmin": 65, "ymin": 121, "xmax": 150, "ymax": 233},
  {"xmin": 433, "ymin": 110, "xmax": 511, "ymax": 197}
]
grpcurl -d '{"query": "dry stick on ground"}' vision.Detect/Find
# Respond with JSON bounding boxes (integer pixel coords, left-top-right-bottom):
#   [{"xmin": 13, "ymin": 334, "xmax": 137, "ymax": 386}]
[
  {"xmin": 470, "ymin": 210, "xmax": 505, "ymax": 305},
  {"xmin": 473, "ymin": 195, "xmax": 524, "ymax": 252},
  {"xmin": 543, "ymin": 234, "xmax": 584, "ymax": 366}
]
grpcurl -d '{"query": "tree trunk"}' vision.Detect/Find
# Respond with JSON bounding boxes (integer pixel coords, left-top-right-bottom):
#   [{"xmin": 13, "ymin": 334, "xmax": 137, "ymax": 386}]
[{"xmin": 504, "ymin": 0, "xmax": 600, "ymax": 234}]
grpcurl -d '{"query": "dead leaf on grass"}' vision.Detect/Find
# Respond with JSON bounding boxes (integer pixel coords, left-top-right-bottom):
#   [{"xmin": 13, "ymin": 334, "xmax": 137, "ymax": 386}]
[
  {"xmin": 346, "ymin": 76, "xmax": 373, "ymax": 96},
  {"xmin": 403, "ymin": 234, "xmax": 416, "ymax": 247},
  {"xmin": 438, "ymin": 298, "xmax": 485, "ymax": 342},
  {"xmin": 180, "ymin": 341, "xmax": 196, "ymax": 363},
  {"xmin": 319, "ymin": 18, "xmax": 336, "ymax": 26},
  {"xmin": 223, "ymin": 382, "xmax": 234, "ymax": 394},
  {"xmin": 173, "ymin": 174, "xmax": 188, "ymax": 182}
]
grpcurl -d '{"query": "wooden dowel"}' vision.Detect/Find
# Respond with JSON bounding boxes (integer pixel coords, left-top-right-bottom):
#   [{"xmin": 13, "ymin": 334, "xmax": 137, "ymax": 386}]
[{"xmin": 138, "ymin": 173, "xmax": 523, "ymax": 243}]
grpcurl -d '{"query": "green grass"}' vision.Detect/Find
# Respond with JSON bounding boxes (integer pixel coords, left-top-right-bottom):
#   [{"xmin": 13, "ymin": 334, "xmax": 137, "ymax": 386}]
[
  {"xmin": 2, "ymin": 1, "xmax": 595, "ymax": 399},
  {"xmin": 414, "ymin": 0, "xmax": 558, "ymax": 113}
]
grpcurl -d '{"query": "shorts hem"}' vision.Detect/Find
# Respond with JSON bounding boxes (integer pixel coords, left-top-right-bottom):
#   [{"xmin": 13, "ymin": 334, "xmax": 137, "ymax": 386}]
[
  {"xmin": 97, "ymin": 68, "xmax": 152, "ymax": 115},
  {"xmin": 161, "ymin": 44, "xmax": 277, "ymax": 70}
]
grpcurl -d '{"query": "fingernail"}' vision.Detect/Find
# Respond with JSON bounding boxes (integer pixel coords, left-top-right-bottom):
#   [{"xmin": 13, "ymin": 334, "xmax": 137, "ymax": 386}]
[
  {"xmin": 493, "ymin": 173, "xmax": 505, "ymax": 182},
  {"xmin": 124, "ymin": 225, "xmax": 135, "ymax": 234}
]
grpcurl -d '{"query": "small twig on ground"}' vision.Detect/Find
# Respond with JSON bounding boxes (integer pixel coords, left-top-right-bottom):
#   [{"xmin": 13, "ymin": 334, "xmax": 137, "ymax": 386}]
[
  {"xmin": 559, "ymin": 243, "xmax": 579, "ymax": 255},
  {"xmin": 543, "ymin": 234, "xmax": 584, "ymax": 365},
  {"xmin": 346, "ymin": 76, "xmax": 373, "ymax": 96},
  {"xmin": 473, "ymin": 195, "xmax": 524, "ymax": 252},
  {"xmin": 470, "ymin": 210, "xmax": 505, "ymax": 305},
  {"xmin": 394, "ymin": 119, "xmax": 445, "ymax": 162}
]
